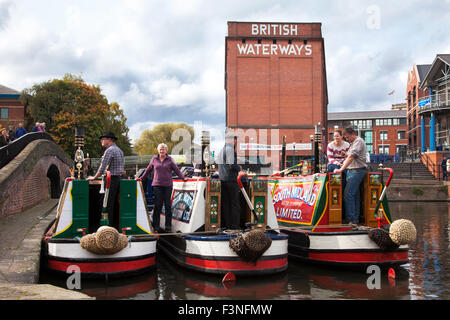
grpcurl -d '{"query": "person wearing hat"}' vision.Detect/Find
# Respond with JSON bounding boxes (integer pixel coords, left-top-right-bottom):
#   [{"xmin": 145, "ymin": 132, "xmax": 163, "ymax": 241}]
[
  {"xmin": 88, "ymin": 131, "xmax": 125, "ymax": 229},
  {"xmin": 217, "ymin": 130, "xmax": 242, "ymax": 230}
]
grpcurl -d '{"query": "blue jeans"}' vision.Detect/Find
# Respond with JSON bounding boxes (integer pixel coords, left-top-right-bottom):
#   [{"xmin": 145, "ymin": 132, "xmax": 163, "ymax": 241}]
[
  {"xmin": 344, "ymin": 168, "xmax": 367, "ymax": 223},
  {"xmin": 327, "ymin": 163, "xmax": 340, "ymax": 172},
  {"xmin": 153, "ymin": 186, "xmax": 173, "ymax": 230}
]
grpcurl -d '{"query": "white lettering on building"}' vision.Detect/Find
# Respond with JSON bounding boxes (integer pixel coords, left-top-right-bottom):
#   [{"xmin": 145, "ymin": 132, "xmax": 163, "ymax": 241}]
[
  {"xmin": 237, "ymin": 43, "xmax": 312, "ymax": 56},
  {"xmin": 251, "ymin": 24, "xmax": 298, "ymax": 36}
]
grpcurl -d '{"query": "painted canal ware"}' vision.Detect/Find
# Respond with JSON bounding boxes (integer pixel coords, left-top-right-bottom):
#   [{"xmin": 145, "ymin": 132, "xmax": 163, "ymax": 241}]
[
  {"xmin": 42, "ymin": 128, "xmax": 156, "ymax": 278},
  {"xmin": 269, "ymin": 168, "xmax": 411, "ymax": 269},
  {"xmin": 42, "ymin": 177, "xmax": 157, "ymax": 278},
  {"xmin": 156, "ymin": 176, "xmax": 288, "ymax": 276}
]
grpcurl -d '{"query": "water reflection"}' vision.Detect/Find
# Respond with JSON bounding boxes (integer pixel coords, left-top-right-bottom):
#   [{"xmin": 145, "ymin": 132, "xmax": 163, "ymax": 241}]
[
  {"xmin": 40, "ymin": 202, "xmax": 450, "ymax": 300},
  {"xmin": 389, "ymin": 202, "xmax": 450, "ymax": 299}
]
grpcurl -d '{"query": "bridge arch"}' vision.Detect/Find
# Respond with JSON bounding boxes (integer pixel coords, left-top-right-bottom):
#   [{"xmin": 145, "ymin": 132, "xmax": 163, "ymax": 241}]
[
  {"xmin": 0, "ymin": 139, "xmax": 72, "ymax": 218},
  {"xmin": 46, "ymin": 164, "xmax": 62, "ymax": 199}
]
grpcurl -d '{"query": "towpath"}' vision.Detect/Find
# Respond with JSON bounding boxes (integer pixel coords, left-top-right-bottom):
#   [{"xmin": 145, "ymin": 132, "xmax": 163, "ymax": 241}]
[{"xmin": 0, "ymin": 199, "xmax": 93, "ymax": 300}]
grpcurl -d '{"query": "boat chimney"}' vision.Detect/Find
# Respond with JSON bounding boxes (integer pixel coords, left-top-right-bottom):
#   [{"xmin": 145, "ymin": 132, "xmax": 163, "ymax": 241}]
[
  {"xmin": 201, "ymin": 131, "xmax": 211, "ymax": 177},
  {"xmin": 314, "ymin": 123, "xmax": 322, "ymax": 173},
  {"xmin": 74, "ymin": 127, "xmax": 85, "ymax": 179}
]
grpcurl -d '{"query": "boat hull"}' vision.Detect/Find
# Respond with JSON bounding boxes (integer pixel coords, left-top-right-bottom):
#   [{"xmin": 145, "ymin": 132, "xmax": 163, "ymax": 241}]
[
  {"xmin": 282, "ymin": 229, "xmax": 409, "ymax": 269},
  {"xmin": 43, "ymin": 235, "xmax": 157, "ymax": 278},
  {"xmin": 157, "ymin": 232, "xmax": 289, "ymax": 276}
]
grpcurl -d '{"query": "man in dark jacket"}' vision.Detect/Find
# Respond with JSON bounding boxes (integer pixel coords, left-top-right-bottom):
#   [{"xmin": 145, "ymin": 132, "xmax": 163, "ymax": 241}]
[
  {"xmin": 15, "ymin": 122, "xmax": 27, "ymax": 138},
  {"xmin": 217, "ymin": 130, "xmax": 242, "ymax": 229}
]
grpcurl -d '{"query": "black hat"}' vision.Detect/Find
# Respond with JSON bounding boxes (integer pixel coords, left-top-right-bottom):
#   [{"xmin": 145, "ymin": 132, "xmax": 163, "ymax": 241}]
[{"xmin": 99, "ymin": 131, "xmax": 118, "ymax": 140}]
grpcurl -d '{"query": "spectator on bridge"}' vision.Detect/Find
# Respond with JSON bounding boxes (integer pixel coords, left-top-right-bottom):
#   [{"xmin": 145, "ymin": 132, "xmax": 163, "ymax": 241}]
[
  {"xmin": 0, "ymin": 128, "xmax": 9, "ymax": 147},
  {"xmin": 41, "ymin": 122, "xmax": 46, "ymax": 132},
  {"xmin": 141, "ymin": 143, "xmax": 186, "ymax": 233},
  {"xmin": 334, "ymin": 127, "xmax": 368, "ymax": 225},
  {"xmin": 15, "ymin": 122, "xmax": 27, "ymax": 138},
  {"xmin": 7, "ymin": 125, "xmax": 16, "ymax": 142},
  {"xmin": 87, "ymin": 131, "xmax": 125, "ymax": 230},
  {"xmin": 31, "ymin": 122, "xmax": 40, "ymax": 132}
]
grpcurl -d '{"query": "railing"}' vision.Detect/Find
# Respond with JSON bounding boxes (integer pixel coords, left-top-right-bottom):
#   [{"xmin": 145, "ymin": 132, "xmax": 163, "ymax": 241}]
[
  {"xmin": 418, "ymin": 91, "xmax": 450, "ymax": 113},
  {"xmin": 421, "ymin": 151, "xmax": 443, "ymax": 180},
  {"xmin": 0, "ymin": 132, "xmax": 55, "ymax": 169}
]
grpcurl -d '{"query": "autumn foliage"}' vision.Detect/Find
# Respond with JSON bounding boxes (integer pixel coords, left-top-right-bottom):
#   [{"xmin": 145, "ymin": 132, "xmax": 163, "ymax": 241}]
[{"xmin": 21, "ymin": 74, "xmax": 132, "ymax": 157}]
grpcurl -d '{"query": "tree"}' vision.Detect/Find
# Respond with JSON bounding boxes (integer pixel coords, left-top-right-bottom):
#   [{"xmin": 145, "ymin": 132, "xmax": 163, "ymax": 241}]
[
  {"xmin": 21, "ymin": 74, "xmax": 132, "ymax": 158},
  {"xmin": 134, "ymin": 122, "xmax": 194, "ymax": 157},
  {"xmin": 105, "ymin": 102, "xmax": 133, "ymax": 156}
]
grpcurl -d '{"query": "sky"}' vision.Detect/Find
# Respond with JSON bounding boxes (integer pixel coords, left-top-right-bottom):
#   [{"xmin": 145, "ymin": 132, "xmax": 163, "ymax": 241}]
[{"xmin": 1, "ymin": 0, "xmax": 449, "ymax": 153}]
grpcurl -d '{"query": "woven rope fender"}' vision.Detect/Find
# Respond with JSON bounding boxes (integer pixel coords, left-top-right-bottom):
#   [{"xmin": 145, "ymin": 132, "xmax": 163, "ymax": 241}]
[
  {"xmin": 368, "ymin": 228, "xmax": 399, "ymax": 251},
  {"xmin": 80, "ymin": 227, "xmax": 129, "ymax": 255},
  {"xmin": 229, "ymin": 229, "xmax": 272, "ymax": 262},
  {"xmin": 95, "ymin": 226, "xmax": 119, "ymax": 249},
  {"xmin": 80, "ymin": 233, "xmax": 102, "ymax": 254},
  {"xmin": 389, "ymin": 219, "xmax": 417, "ymax": 245}
]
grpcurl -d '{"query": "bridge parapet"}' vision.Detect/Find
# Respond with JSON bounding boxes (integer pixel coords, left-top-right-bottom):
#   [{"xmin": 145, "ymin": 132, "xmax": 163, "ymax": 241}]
[{"xmin": 0, "ymin": 139, "xmax": 72, "ymax": 218}]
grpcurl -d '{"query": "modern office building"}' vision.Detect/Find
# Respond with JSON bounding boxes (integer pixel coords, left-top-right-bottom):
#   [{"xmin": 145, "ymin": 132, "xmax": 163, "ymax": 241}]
[
  {"xmin": 328, "ymin": 109, "xmax": 408, "ymax": 157},
  {"xmin": 413, "ymin": 54, "xmax": 450, "ymax": 175}
]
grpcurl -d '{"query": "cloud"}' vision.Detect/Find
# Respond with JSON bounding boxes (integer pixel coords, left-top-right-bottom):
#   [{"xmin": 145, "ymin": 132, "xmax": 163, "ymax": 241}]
[
  {"xmin": 0, "ymin": 1, "xmax": 12, "ymax": 30},
  {"xmin": 0, "ymin": 0, "xmax": 449, "ymax": 153}
]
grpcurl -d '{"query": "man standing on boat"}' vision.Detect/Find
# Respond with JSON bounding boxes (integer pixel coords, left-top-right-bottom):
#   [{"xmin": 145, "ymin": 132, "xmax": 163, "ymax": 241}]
[
  {"xmin": 217, "ymin": 130, "xmax": 242, "ymax": 230},
  {"xmin": 87, "ymin": 131, "xmax": 125, "ymax": 229},
  {"xmin": 333, "ymin": 127, "xmax": 368, "ymax": 224}
]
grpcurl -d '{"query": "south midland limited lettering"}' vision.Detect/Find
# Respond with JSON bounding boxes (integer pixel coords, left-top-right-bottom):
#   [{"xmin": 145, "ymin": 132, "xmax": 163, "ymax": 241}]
[{"xmin": 237, "ymin": 43, "xmax": 312, "ymax": 56}]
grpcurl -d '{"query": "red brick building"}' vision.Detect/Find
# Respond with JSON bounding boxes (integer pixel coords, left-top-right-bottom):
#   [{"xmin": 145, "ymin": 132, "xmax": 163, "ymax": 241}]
[
  {"xmin": 225, "ymin": 22, "xmax": 328, "ymax": 169},
  {"xmin": 328, "ymin": 109, "xmax": 408, "ymax": 159},
  {"xmin": 406, "ymin": 64, "xmax": 431, "ymax": 156},
  {"xmin": 0, "ymin": 84, "xmax": 25, "ymax": 129}
]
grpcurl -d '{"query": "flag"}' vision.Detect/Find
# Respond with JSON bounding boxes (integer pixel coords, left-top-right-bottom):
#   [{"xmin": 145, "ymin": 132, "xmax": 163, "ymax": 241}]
[{"xmin": 388, "ymin": 90, "xmax": 395, "ymax": 95}]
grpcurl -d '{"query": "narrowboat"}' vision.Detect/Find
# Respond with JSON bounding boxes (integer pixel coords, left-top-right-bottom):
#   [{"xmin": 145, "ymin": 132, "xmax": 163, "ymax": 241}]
[
  {"xmin": 155, "ymin": 132, "xmax": 288, "ymax": 276},
  {"xmin": 41, "ymin": 128, "xmax": 157, "ymax": 278},
  {"xmin": 269, "ymin": 166, "xmax": 416, "ymax": 270}
]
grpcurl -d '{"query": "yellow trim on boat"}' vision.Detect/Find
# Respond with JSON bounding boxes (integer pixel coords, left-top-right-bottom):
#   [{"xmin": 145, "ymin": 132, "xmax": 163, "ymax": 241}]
[{"xmin": 54, "ymin": 221, "xmax": 73, "ymax": 236}]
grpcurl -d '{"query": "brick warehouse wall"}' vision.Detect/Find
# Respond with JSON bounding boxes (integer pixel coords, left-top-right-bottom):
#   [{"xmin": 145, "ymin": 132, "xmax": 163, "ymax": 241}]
[
  {"xmin": 0, "ymin": 140, "xmax": 71, "ymax": 218},
  {"xmin": 0, "ymin": 97, "xmax": 25, "ymax": 128},
  {"xmin": 225, "ymin": 22, "xmax": 328, "ymax": 169}
]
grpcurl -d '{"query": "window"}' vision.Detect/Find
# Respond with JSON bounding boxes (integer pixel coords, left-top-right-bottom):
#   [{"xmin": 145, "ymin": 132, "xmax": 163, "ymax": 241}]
[
  {"xmin": 0, "ymin": 108, "xmax": 8, "ymax": 119},
  {"xmin": 397, "ymin": 130, "xmax": 406, "ymax": 140},
  {"xmin": 380, "ymin": 131, "xmax": 388, "ymax": 140},
  {"xmin": 364, "ymin": 131, "xmax": 373, "ymax": 144},
  {"xmin": 379, "ymin": 145, "xmax": 389, "ymax": 154},
  {"xmin": 393, "ymin": 118, "xmax": 400, "ymax": 125},
  {"xmin": 375, "ymin": 119, "xmax": 380, "ymax": 126}
]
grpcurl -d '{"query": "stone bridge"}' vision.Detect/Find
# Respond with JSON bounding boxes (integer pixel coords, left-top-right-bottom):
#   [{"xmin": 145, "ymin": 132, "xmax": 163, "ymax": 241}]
[{"xmin": 0, "ymin": 138, "xmax": 72, "ymax": 218}]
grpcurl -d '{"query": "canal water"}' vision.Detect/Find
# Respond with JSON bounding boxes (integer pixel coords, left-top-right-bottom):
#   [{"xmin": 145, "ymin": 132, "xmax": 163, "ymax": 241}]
[{"xmin": 39, "ymin": 202, "xmax": 450, "ymax": 300}]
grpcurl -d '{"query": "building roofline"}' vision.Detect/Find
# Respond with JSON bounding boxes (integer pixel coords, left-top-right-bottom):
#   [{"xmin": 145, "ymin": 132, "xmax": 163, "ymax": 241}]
[
  {"xmin": 328, "ymin": 110, "xmax": 406, "ymax": 121},
  {"xmin": 419, "ymin": 54, "xmax": 450, "ymax": 90}
]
